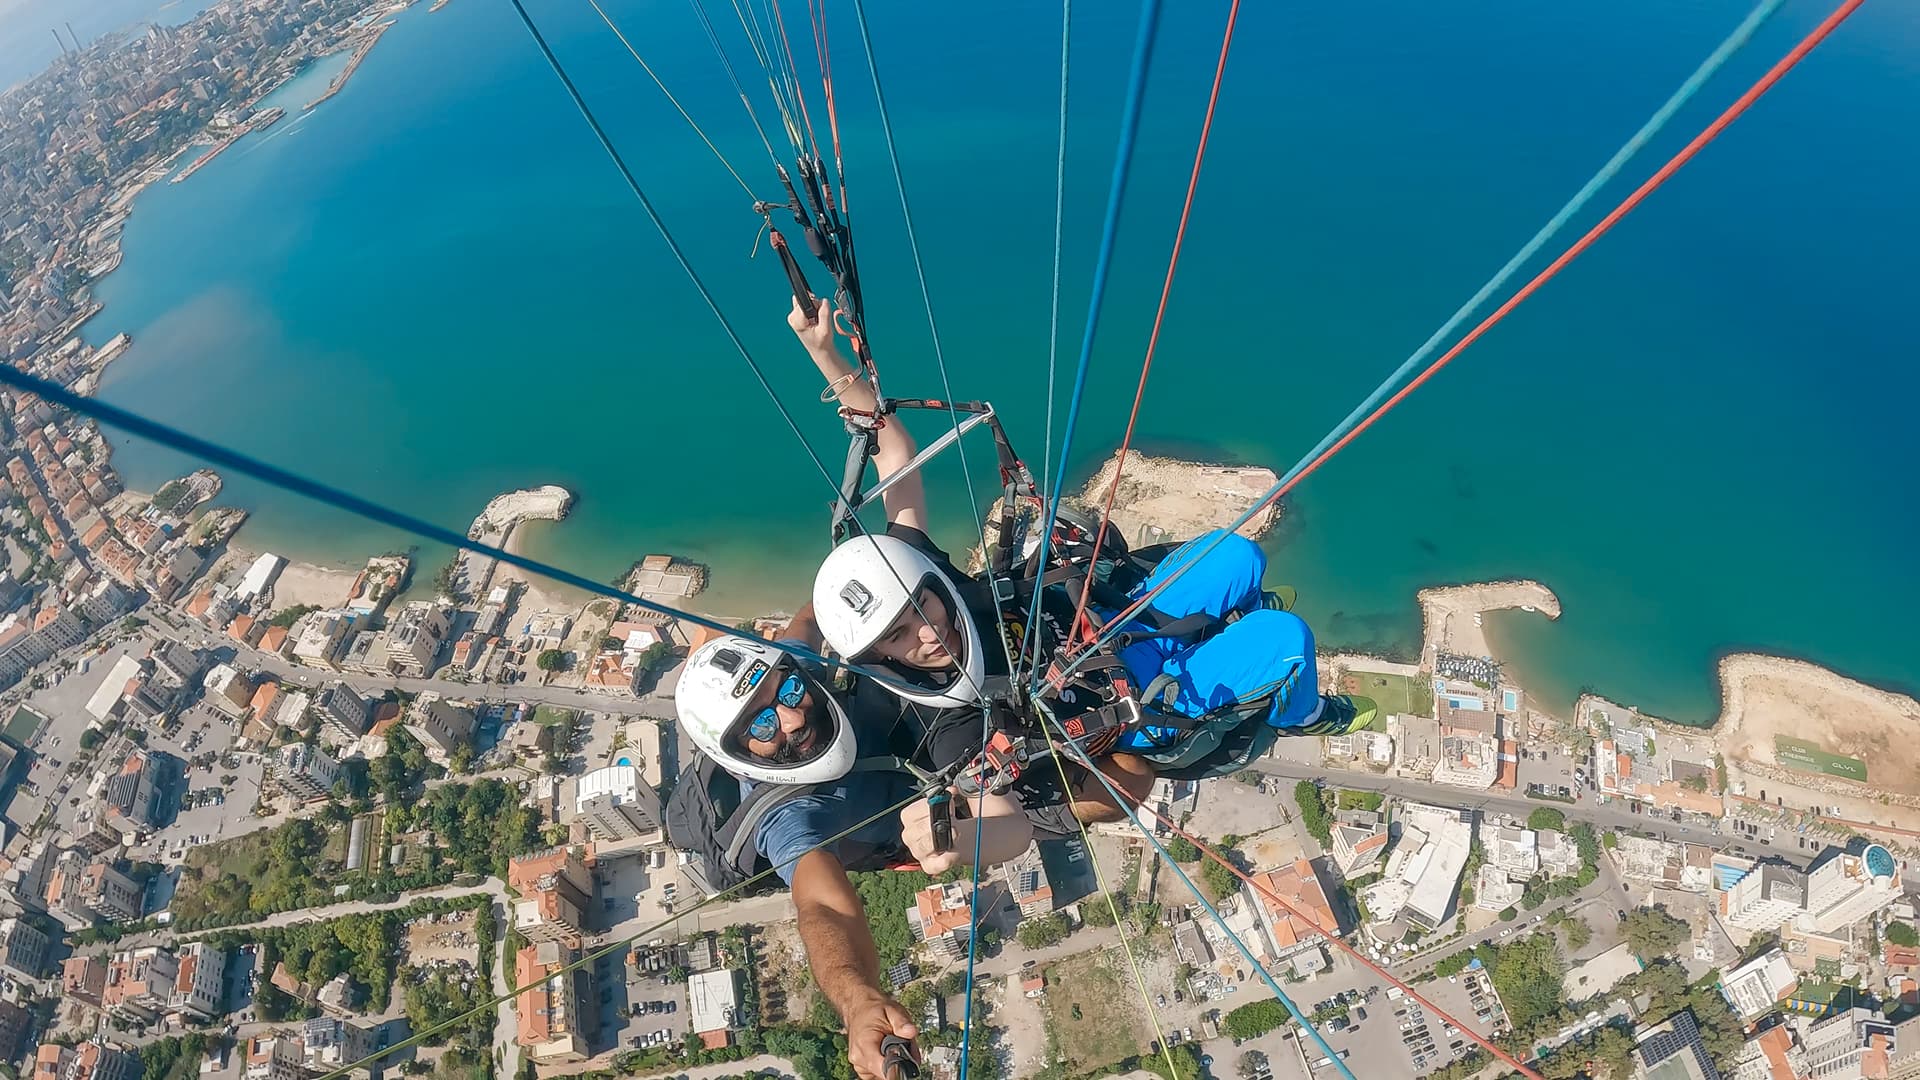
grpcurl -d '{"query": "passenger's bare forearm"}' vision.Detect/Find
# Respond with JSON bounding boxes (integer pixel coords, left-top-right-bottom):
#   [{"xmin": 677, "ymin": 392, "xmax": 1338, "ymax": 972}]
[{"xmin": 792, "ymin": 850, "xmax": 889, "ymax": 1018}]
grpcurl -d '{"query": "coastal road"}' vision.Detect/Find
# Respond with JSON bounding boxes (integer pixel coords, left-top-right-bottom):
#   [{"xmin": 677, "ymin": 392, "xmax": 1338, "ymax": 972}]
[
  {"xmin": 1246, "ymin": 762, "xmax": 1819, "ymax": 871},
  {"xmin": 149, "ymin": 615, "xmax": 674, "ymax": 717}
]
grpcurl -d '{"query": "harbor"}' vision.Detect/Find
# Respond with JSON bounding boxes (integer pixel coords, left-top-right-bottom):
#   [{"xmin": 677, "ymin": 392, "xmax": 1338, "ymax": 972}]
[{"xmin": 303, "ymin": 22, "xmax": 391, "ymax": 110}]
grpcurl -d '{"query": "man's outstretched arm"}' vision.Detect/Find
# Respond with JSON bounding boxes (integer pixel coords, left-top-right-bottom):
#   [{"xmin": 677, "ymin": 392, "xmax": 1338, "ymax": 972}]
[{"xmin": 791, "ymin": 848, "xmax": 919, "ymax": 1079}]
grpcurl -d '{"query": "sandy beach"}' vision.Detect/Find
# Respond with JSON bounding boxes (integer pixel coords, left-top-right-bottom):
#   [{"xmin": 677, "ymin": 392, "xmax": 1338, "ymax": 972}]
[
  {"xmin": 491, "ymin": 518, "xmax": 593, "ymax": 622},
  {"xmin": 210, "ymin": 545, "xmax": 362, "ymax": 611},
  {"xmin": 1417, "ymin": 579, "xmax": 1561, "ymax": 662}
]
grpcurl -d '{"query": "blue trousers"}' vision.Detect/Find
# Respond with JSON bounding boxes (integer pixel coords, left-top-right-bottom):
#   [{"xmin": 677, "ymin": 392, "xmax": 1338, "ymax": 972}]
[{"xmin": 1096, "ymin": 530, "xmax": 1321, "ymax": 753}]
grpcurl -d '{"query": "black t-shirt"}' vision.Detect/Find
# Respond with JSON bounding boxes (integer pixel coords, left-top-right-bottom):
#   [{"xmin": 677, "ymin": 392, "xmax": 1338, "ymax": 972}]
[{"xmin": 843, "ymin": 522, "xmax": 1077, "ymax": 771}]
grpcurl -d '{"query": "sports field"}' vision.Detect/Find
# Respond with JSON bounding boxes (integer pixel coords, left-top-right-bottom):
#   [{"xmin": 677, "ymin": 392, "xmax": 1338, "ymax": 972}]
[
  {"xmin": 1340, "ymin": 670, "xmax": 1431, "ymax": 718},
  {"xmin": 3, "ymin": 707, "xmax": 43, "ymax": 746},
  {"xmin": 1774, "ymin": 736, "xmax": 1868, "ymax": 782}
]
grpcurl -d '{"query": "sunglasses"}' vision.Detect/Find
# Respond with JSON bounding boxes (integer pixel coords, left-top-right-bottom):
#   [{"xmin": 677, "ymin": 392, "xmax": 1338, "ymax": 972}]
[{"xmin": 740, "ymin": 672, "xmax": 808, "ymax": 743}]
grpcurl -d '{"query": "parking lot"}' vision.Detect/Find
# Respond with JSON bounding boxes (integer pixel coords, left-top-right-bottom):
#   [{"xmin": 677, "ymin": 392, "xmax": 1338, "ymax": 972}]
[
  {"xmin": 596, "ymin": 939, "xmax": 688, "ymax": 1054},
  {"xmin": 129, "ymin": 700, "xmax": 267, "ymax": 866}
]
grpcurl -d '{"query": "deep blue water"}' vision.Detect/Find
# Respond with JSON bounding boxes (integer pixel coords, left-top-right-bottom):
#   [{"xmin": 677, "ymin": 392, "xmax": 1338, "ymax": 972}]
[{"xmin": 84, "ymin": 0, "xmax": 1920, "ymax": 723}]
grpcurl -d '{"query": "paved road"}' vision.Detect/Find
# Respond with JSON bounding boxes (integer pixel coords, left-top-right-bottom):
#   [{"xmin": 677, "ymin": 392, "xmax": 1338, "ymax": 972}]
[
  {"xmin": 1247, "ymin": 761, "xmax": 1817, "ymax": 871},
  {"xmin": 166, "ymin": 879, "xmax": 511, "ymax": 939},
  {"xmin": 148, "ymin": 615, "xmax": 675, "ymax": 717}
]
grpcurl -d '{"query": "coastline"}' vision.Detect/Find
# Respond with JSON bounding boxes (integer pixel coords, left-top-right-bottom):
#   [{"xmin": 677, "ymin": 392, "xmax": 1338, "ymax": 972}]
[{"xmin": 1416, "ymin": 579, "xmax": 1560, "ymax": 664}]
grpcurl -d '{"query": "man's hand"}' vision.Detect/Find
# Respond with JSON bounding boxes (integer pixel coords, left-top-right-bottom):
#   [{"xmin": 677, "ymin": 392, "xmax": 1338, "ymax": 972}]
[
  {"xmin": 789, "ymin": 296, "xmax": 836, "ymax": 354},
  {"xmin": 900, "ymin": 790, "xmax": 960, "ymax": 876},
  {"xmin": 844, "ymin": 991, "xmax": 919, "ymax": 1080}
]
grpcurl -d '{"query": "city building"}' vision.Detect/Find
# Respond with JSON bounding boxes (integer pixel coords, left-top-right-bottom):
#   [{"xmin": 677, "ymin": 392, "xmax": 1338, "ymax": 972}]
[
  {"xmin": 1330, "ymin": 812, "xmax": 1389, "ymax": 879},
  {"xmin": 234, "ymin": 552, "xmax": 285, "ymax": 602},
  {"xmin": 1391, "ymin": 713, "xmax": 1441, "ymax": 779},
  {"xmin": 102, "ymin": 747, "xmax": 183, "ymax": 834},
  {"xmin": 402, "ymin": 692, "xmax": 475, "ymax": 767},
  {"xmin": 687, "ymin": 968, "xmax": 740, "ymax": 1050},
  {"xmin": 385, "ymin": 600, "xmax": 451, "ymax": 677},
  {"xmin": 1723, "ymin": 865, "xmax": 1808, "ymax": 934},
  {"xmin": 169, "ymin": 941, "xmax": 226, "ymax": 1021},
  {"xmin": 1633, "ymin": 1009, "xmax": 1724, "ymax": 1080},
  {"xmin": 1362, "ymin": 802, "xmax": 1475, "ymax": 930},
  {"xmin": 1798, "ymin": 1007, "xmax": 1895, "ymax": 1079},
  {"xmin": 48, "ymin": 1041, "xmax": 141, "ymax": 1080},
  {"xmin": 573, "ymin": 764, "xmax": 663, "ymax": 843},
  {"xmin": 63, "ymin": 955, "xmax": 108, "ymax": 1004},
  {"xmin": 1487, "ymin": 826, "xmax": 1541, "ymax": 878},
  {"xmin": 313, "ymin": 681, "xmax": 370, "ymax": 740},
  {"xmin": 46, "ymin": 852, "xmax": 144, "ymax": 929},
  {"xmin": 1475, "ymin": 864, "xmax": 1524, "ymax": 913},
  {"xmin": 288, "ymin": 608, "xmax": 357, "ymax": 669},
  {"xmin": 1729, "ymin": 1025, "xmax": 1803, "ymax": 1080},
  {"xmin": 1434, "ymin": 679, "xmax": 1498, "ymax": 737},
  {"xmin": 101, "ymin": 945, "xmax": 179, "ymax": 1023},
  {"xmin": 523, "ymin": 610, "xmax": 571, "ymax": 652},
  {"xmin": 148, "ymin": 640, "xmax": 207, "ymax": 689},
  {"xmin": 907, "ymin": 882, "xmax": 1011, "ymax": 959},
  {"xmin": 1243, "ymin": 859, "xmax": 1343, "ymax": 960},
  {"xmin": 244, "ymin": 1033, "xmax": 309, "ymax": 1080},
  {"xmin": 1431, "ymin": 732, "xmax": 1501, "ymax": 789},
  {"xmin": 1720, "ymin": 949, "xmax": 1799, "ymax": 1022},
  {"xmin": 508, "ymin": 845, "xmax": 594, "ymax": 946},
  {"xmin": 301, "ymin": 1017, "xmax": 375, "ymax": 1076},
  {"xmin": 203, "ymin": 663, "xmax": 253, "ymax": 716},
  {"xmin": 1798, "ymin": 844, "xmax": 1900, "ymax": 934},
  {"xmin": 1537, "ymin": 829, "xmax": 1582, "ymax": 877},
  {"xmin": 0, "ymin": 916, "xmax": 51, "ymax": 980},
  {"xmin": 85, "ymin": 654, "xmax": 146, "ymax": 721},
  {"xmin": 272, "ymin": 742, "xmax": 342, "ymax": 802},
  {"xmin": 515, "ymin": 942, "xmax": 593, "ymax": 1064}
]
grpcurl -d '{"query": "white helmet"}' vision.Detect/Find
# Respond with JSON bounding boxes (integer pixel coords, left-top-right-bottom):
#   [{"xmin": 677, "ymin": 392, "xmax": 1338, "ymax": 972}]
[
  {"xmin": 675, "ymin": 636, "xmax": 855, "ymax": 785},
  {"xmin": 811, "ymin": 533, "xmax": 986, "ymax": 710}
]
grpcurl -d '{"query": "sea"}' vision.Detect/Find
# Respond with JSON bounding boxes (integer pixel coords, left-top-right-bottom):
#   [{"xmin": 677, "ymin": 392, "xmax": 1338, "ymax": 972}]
[{"xmin": 77, "ymin": 0, "xmax": 1920, "ymax": 726}]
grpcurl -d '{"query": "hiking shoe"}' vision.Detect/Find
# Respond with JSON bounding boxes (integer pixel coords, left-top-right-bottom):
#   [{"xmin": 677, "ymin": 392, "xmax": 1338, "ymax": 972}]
[{"xmin": 1288, "ymin": 694, "xmax": 1379, "ymax": 736}]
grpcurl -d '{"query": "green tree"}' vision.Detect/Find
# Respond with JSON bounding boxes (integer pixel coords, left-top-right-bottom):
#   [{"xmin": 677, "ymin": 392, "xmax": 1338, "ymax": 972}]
[
  {"xmin": 1486, "ymin": 932, "xmax": 1565, "ymax": 1033},
  {"xmin": 848, "ymin": 870, "xmax": 932, "ymax": 969},
  {"xmin": 1294, "ymin": 782, "xmax": 1331, "ymax": 846},
  {"xmin": 268, "ymin": 604, "xmax": 319, "ymax": 629},
  {"xmin": 1887, "ymin": 922, "xmax": 1918, "ymax": 947},
  {"xmin": 1499, "ymin": 906, "xmax": 1518, "ymax": 922},
  {"xmin": 536, "ymin": 648, "xmax": 566, "ymax": 672},
  {"xmin": 1165, "ymin": 836, "xmax": 1201, "ymax": 862},
  {"xmin": 1202, "ymin": 857, "xmax": 1241, "ymax": 900},
  {"xmin": 1564, "ymin": 917, "xmax": 1593, "ymax": 950},
  {"xmin": 1526, "ymin": 807, "xmax": 1567, "ymax": 832},
  {"xmin": 1016, "ymin": 913, "xmax": 1070, "ymax": 949},
  {"xmin": 1081, "ymin": 894, "xmax": 1124, "ymax": 927},
  {"xmin": 1622, "ymin": 908, "xmax": 1690, "ymax": 960},
  {"xmin": 1222, "ymin": 999, "xmax": 1291, "ymax": 1040}
]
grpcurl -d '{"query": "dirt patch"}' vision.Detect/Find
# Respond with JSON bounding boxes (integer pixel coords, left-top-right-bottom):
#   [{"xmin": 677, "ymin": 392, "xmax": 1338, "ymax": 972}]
[
  {"xmin": 402, "ymin": 909, "xmax": 480, "ymax": 966},
  {"xmin": 1714, "ymin": 654, "xmax": 1920, "ymax": 798},
  {"xmin": 1042, "ymin": 949, "xmax": 1149, "ymax": 1072},
  {"xmin": 1075, "ymin": 450, "xmax": 1281, "ymax": 546}
]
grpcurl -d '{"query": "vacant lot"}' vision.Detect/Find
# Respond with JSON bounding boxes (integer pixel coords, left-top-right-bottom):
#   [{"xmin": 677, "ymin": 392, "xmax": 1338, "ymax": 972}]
[
  {"xmin": 1717, "ymin": 653, "xmax": 1920, "ymax": 796},
  {"xmin": 1042, "ymin": 950, "xmax": 1147, "ymax": 1073}
]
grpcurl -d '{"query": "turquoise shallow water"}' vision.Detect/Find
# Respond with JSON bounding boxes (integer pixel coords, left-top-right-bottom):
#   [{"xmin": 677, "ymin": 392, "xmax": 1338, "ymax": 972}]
[{"xmin": 84, "ymin": 0, "xmax": 1920, "ymax": 724}]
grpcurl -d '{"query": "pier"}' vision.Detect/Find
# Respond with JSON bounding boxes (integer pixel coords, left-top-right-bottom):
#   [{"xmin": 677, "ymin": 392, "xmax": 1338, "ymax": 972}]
[{"xmin": 303, "ymin": 22, "xmax": 391, "ymax": 110}]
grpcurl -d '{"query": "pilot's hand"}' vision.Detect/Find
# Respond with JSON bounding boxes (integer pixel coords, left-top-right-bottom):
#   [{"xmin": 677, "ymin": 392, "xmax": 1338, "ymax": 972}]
[
  {"xmin": 789, "ymin": 296, "xmax": 836, "ymax": 353},
  {"xmin": 900, "ymin": 790, "xmax": 961, "ymax": 876},
  {"xmin": 845, "ymin": 991, "xmax": 920, "ymax": 1080}
]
